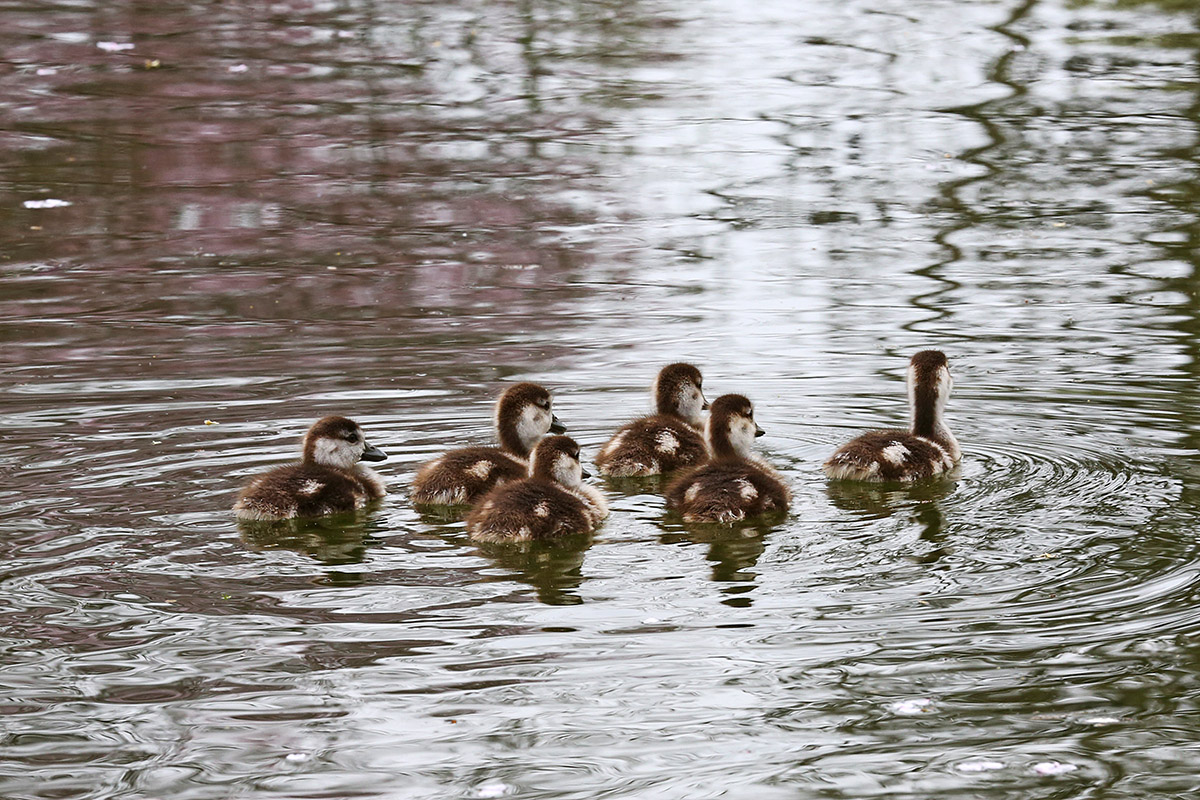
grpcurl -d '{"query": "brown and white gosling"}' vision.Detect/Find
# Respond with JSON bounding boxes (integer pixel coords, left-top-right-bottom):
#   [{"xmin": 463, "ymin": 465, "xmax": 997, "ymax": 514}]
[
  {"xmin": 823, "ymin": 350, "xmax": 961, "ymax": 482},
  {"xmin": 467, "ymin": 435, "xmax": 609, "ymax": 543},
  {"xmin": 595, "ymin": 362, "xmax": 710, "ymax": 477},
  {"xmin": 233, "ymin": 416, "xmax": 388, "ymax": 521},
  {"xmin": 665, "ymin": 394, "xmax": 790, "ymax": 523},
  {"xmin": 411, "ymin": 382, "xmax": 566, "ymax": 506}
]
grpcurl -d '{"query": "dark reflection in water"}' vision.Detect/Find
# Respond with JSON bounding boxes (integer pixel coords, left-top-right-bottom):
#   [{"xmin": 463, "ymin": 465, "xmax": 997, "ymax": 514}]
[
  {"xmin": 658, "ymin": 514, "xmax": 786, "ymax": 607},
  {"xmin": 472, "ymin": 533, "xmax": 593, "ymax": 606},
  {"xmin": 238, "ymin": 511, "xmax": 380, "ymax": 568}
]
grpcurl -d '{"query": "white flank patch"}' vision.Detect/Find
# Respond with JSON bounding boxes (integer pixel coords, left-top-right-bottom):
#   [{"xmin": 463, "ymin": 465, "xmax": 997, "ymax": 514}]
[
  {"xmin": 684, "ymin": 483, "xmax": 701, "ymax": 503},
  {"xmin": 655, "ymin": 430, "xmax": 680, "ymax": 454},
  {"xmin": 823, "ymin": 459, "xmax": 880, "ymax": 481},
  {"xmin": 602, "ymin": 431, "xmax": 625, "ymax": 457},
  {"xmin": 428, "ymin": 488, "xmax": 469, "ymax": 505},
  {"xmin": 299, "ymin": 479, "xmax": 323, "ymax": 496},
  {"xmin": 467, "ymin": 460, "xmax": 494, "ymax": 480},
  {"xmin": 881, "ymin": 442, "xmax": 909, "ymax": 465},
  {"xmin": 735, "ymin": 478, "xmax": 758, "ymax": 500},
  {"xmin": 534, "ymin": 501, "xmax": 550, "ymax": 518}
]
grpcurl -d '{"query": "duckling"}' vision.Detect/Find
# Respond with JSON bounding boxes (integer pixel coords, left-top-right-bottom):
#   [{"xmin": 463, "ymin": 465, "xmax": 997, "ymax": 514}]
[
  {"xmin": 233, "ymin": 416, "xmax": 387, "ymax": 521},
  {"xmin": 595, "ymin": 362, "xmax": 710, "ymax": 477},
  {"xmin": 823, "ymin": 350, "xmax": 961, "ymax": 482},
  {"xmin": 665, "ymin": 394, "xmax": 790, "ymax": 523},
  {"xmin": 467, "ymin": 435, "xmax": 609, "ymax": 543},
  {"xmin": 411, "ymin": 382, "xmax": 566, "ymax": 506}
]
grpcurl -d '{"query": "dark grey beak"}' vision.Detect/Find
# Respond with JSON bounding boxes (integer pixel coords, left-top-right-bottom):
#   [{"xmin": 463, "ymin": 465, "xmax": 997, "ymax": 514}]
[
  {"xmin": 754, "ymin": 425, "xmax": 765, "ymax": 438},
  {"xmin": 550, "ymin": 415, "xmax": 567, "ymax": 434},
  {"xmin": 581, "ymin": 468, "xmax": 592, "ymax": 479},
  {"xmin": 360, "ymin": 443, "xmax": 387, "ymax": 462},
  {"xmin": 701, "ymin": 397, "xmax": 710, "ymax": 411}
]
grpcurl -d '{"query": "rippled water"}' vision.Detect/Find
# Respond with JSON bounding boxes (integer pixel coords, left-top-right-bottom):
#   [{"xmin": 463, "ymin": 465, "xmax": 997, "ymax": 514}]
[{"xmin": 6, "ymin": 0, "xmax": 1200, "ymax": 797}]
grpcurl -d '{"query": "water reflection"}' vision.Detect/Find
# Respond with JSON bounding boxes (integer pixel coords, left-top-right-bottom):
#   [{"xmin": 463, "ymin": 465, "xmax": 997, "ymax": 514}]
[
  {"xmin": 237, "ymin": 511, "xmax": 380, "ymax": 568},
  {"xmin": 471, "ymin": 533, "xmax": 592, "ymax": 606},
  {"xmin": 10, "ymin": 0, "xmax": 1200, "ymax": 797},
  {"xmin": 658, "ymin": 514, "xmax": 786, "ymax": 607}
]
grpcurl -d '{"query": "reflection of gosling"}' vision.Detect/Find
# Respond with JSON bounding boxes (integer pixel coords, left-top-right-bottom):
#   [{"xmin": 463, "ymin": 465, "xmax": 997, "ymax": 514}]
[
  {"xmin": 411, "ymin": 383, "xmax": 566, "ymax": 506},
  {"xmin": 596, "ymin": 363, "xmax": 709, "ymax": 477},
  {"xmin": 665, "ymin": 394, "xmax": 790, "ymax": 523},
  {"xmin": 233, "ymin": 416, "xmax": 387, "ymax": 520},
  {"xmin": 824, "ymin": 350, "xmax": 961, "ymax": 482},
  {"xmin": 467, "ymin": 436, "xmax": 608, "ymax": 543}
]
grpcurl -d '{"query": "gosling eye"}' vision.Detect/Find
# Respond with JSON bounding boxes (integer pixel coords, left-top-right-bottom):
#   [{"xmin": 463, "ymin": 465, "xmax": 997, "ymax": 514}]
[{"xmin": 346, "ymin": 432, "xmax": 359, "ymax": 443}]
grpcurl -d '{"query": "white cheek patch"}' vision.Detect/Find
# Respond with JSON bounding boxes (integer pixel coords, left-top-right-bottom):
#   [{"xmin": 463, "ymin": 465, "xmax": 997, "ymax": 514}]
[
  {"xmin": 314, "ymin": 438, "xmax": 356, "ymax": 470},
  {"xmin": 655, "ymin": 430, "xmax": 680, "ymax": 454},
  {"xmin": 516, "ymin": 406, "xmax": 547, "ymax": 449},
  {"xmin": 551, "ymin": 454, "xmax": 580, "ymax": 487}
]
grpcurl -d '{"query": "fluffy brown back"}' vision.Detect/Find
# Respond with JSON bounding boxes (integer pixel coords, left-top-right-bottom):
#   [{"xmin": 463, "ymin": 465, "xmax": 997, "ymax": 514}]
[
  {"xmin": 665, "ymin": 461, "xmax": 790, "ymax": 523},
  {"xmin": 595, "ymin": 414, "xmax": 707, "ymax": 476},
  {"xmin": 467, "ymin": 481, "xmax": 594, "ymax": 542},
  {"xmin": 410, "ymin": 446, "xmax": 526, "ymax": 505}
]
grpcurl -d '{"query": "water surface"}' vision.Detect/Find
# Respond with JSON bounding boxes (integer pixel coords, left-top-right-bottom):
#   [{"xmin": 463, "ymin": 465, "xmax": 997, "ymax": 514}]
[{"xmin": 5, "ymin": 0, "xmax": 1200, "ymax": 797}]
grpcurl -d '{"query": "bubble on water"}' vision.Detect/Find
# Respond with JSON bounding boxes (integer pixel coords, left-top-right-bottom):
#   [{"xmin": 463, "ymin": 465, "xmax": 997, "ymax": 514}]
[
  {"xmin": 474, "ymin": 783, "xmax": 510, "ymax": 798},
  {"xmin": 284, "ymin": 753, "xmax": 310, "ymax": 762},
  {"xmin": 955, "ymin": 759, "xmax": 1004, "ymax": 773},
  {"xmin": 889, "ymin": 698, "xmax": 935, "ymax": 715},
  {"xmin": 97, "ymin": 42, "xmax": 135, "ymax": 52},
  {"xmin": 228, "ymin": 64, "xmax": 249, "ymax": 73},
  {"xmin": 1032, "ymin": 761, "xmax": 1077, "ymax": 776},
  {"xmin": 23, "ymin": 199, "xmax": 72, "ymax": 209}
]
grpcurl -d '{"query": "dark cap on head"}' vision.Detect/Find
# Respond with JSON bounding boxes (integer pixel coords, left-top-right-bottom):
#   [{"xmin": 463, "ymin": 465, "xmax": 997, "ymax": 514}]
[
  {"xmin": 708, "ymin": 393, "xmax": 752, "ymax": 418},
  {"xmin": 910, "ymin": 350, "xmax": 948, "ymax": 370},
  {"xmin": 530, "ymin": 434, "xmax": 586, "ymax": 479},
  {"xmin": 499, "ymin": 382, "xmax": 552, "ymax": 410},
  {"xmin": 655, "ymin": 363, "xmax": 703, "ymax": 414}
]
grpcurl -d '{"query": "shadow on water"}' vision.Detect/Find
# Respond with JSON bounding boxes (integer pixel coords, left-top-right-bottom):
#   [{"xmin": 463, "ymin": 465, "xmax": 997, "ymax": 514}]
[{"xmin": 471, "ymin": 533, "xmax": 593, "ymax": 606}]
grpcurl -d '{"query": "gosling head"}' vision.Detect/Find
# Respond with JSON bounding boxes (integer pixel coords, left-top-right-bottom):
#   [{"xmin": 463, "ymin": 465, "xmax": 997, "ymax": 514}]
[
  {"xmin": 302, "ymin": 416, "xmax": 387, "ymax": 470},
  {"xmin": 653, "ymin": 362, "xmax": 708, "ymax": 427},
  {"xmin": 530, "ymin": 435, "xmax": 589, "ymax": 489},
  {"xmin": 495, "ymin": 382, "xmax": 565, "ymax": 458},
  {"xmin": 907, "ymin": 350, "xmax": 952, "ymax": 436},
  {"xmin": 705, "ymin": 394, "xmax": 764, "ymax": 460}
]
